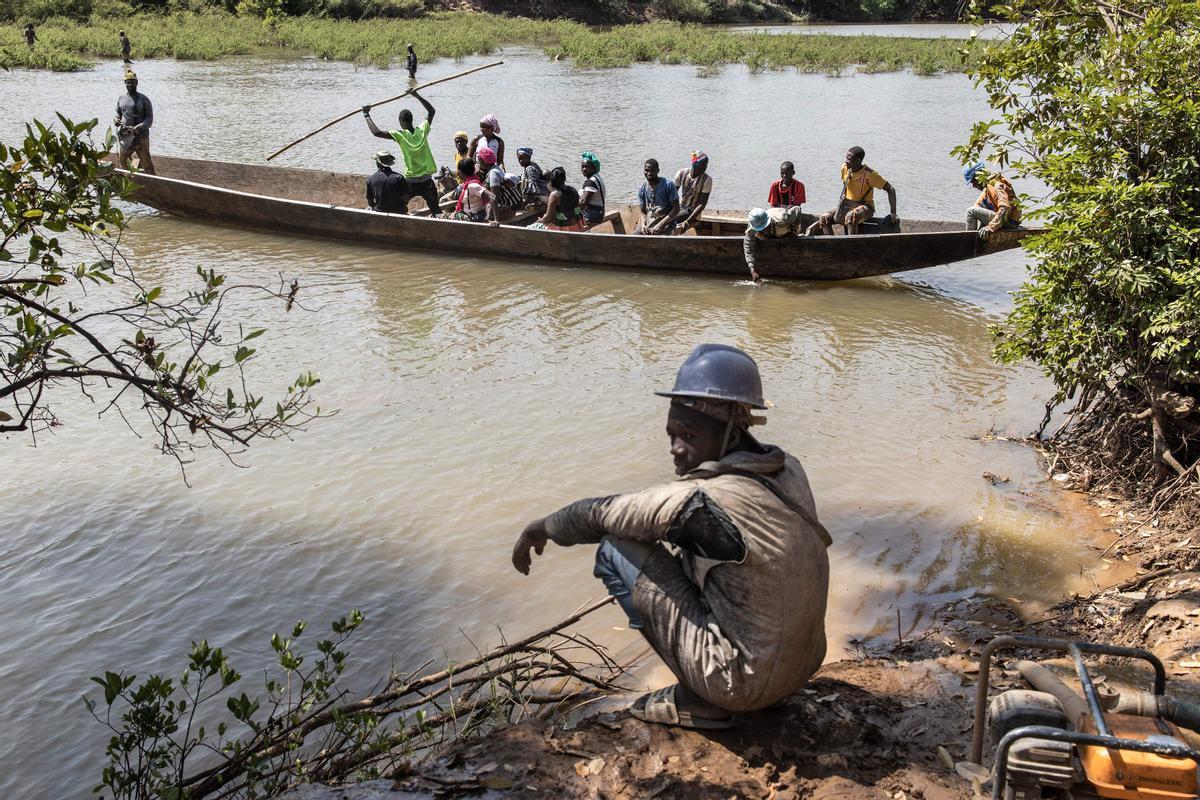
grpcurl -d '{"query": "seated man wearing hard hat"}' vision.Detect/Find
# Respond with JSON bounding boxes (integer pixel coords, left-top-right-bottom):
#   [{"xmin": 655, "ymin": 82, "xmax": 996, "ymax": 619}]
[
  {"xmin": 743, "ymin": 206, "xmax": 803, "ymax": 282},
  {"xmin": 512, "ymin": 344, "xmax": 831, "ymax": 729}
]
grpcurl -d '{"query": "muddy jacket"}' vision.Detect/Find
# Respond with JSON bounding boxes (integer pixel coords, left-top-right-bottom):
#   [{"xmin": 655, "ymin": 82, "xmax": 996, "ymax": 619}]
[{"xmin": 544, "ymin": 444, "xmax": 831, "ymax": 712}]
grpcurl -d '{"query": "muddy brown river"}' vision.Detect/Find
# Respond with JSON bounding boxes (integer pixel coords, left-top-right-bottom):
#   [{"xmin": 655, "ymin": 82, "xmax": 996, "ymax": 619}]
[{"xmin": 0, "ymin": 52, "xmax": 1108, "ymax": 797}]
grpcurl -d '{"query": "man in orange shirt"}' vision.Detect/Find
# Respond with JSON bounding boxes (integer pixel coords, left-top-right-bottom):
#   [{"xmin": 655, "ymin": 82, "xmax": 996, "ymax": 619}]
[
  {"xmin": 964, "ymin": 162, "xmax": 1022, "ymax": 239},
  {"xmin": 810, "ymin": 146, "xmax": 898, "ymax": 235}
]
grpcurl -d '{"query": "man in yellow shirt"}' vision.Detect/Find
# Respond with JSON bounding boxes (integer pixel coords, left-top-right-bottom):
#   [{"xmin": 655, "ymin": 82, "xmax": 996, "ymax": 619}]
[{"xmin": 810, "ymin": 146, "xmax": 898, "ymax": 235}]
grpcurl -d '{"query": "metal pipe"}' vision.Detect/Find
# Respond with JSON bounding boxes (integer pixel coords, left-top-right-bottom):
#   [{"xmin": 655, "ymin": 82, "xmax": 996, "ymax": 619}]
[{"xmin": 1070, "ymin": 643, "xmax": 1112, "ymax": 738}]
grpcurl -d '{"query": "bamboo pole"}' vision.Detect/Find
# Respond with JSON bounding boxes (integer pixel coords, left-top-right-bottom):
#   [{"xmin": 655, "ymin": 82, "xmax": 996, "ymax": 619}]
[{"xmin": 265, "ymin": 60, "xmax": 504, "ymax": 162}]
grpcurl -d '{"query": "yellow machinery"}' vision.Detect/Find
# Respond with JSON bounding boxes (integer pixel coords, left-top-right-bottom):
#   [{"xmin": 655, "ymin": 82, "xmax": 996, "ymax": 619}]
[{"xmin": 969, "ymin": 636, "xmax": 1200, "ymax": 800}]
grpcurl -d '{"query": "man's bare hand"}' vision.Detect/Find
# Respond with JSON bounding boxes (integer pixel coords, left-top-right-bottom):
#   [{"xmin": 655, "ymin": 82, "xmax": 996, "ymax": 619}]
[{"xmin": 512, "ymin": 517, "xmax": 549, "ymax": 575}]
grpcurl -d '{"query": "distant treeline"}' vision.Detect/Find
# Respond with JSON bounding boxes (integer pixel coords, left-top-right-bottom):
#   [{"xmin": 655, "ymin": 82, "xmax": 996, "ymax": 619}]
[{"xmin": 0, "ymin": 0, "xmax": 964, "ymax": 24}]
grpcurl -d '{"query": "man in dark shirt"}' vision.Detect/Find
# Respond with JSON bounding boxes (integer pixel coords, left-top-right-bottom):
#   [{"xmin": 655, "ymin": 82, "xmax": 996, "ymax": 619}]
[
  {"xmin": 366, "ymin": 151, "xmax": 410, "ymax": 214},
  {"xmin": 405, "ymin": 44, "xmax": 418, "ymax": 80},
  {"xmin": 114, "ymin": 69, "xmax": 155, "ymax": 174},
  {"xmin": 120, "ymin": 30, "xmax": 131, "ymax": 63},
  {"xmin": 24, "ymin": 24, "xmax": 35, "ymax": 47}
]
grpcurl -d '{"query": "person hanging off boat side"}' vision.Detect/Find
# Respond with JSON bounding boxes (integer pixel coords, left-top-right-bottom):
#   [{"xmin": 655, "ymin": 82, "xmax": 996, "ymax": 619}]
[
  {"xmin": 512, "ymin": 344, "xmax": 831, "ymax": 730},
  {"xmin": 963, "ymin": 161, "xmax": 1021, "ymax": 240},
  {"xmin": 636, "ymin": 158, "xmax": 680, "ymax": 235},
  {"xmin": 743, "ymin": 206, "xmax": 804, "ymax": 282},
  {"xmin": 115, "ymin": 68, "xmax": 155, "ymax": 175},
  {"xmin": 768, "ymin": 161, "xmax": 805, "ymax": 213},
  {"xmin": 366, "ymin": 150, "xmax": 409, "ymax": 214},
  {"xmin": 672, "ymin": 151, "xmax": 713, "ymax": 235},
  {"xmin": 808, "ymin": 146, "xmax": 897, "ymax": 236},
  {"xmin": 362, "ymin": 90, "xmax": 441, "ymax": 215}
]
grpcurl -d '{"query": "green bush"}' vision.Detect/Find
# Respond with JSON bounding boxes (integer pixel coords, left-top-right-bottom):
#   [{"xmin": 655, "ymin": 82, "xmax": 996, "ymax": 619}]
[{"xmin": 650, "ymin": 0, "xmax": 713, "ymax": 22}]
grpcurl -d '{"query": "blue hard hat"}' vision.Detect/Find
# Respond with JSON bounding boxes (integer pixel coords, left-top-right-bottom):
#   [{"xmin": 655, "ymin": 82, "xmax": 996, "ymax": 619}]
[
  {"xmin": 963, "ymin": 161, "xmax": 986, "ymax": 184},
  {"xmin": 655, "ymin": 344, "xmax": 767, "ymax": 409},
  {"xmin": 748, "ymin": 208, "xmax": 771, "ymax": 232}
]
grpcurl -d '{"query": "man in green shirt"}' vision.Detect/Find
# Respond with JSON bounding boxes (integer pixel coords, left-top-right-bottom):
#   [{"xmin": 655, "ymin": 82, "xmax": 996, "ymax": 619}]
[{"xmin": 363, "ymin": 90, "xmax": 441, "ymax": 215}]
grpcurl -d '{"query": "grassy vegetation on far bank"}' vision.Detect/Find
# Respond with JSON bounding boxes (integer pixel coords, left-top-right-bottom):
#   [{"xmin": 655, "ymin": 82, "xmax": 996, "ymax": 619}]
[{"xmin": 0, "ymin": 11, "xmax": 978, "ymax": 73}]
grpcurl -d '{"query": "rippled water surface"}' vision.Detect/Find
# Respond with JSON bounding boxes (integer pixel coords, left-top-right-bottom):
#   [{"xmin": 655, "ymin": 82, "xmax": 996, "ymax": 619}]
[{"xmin": 1, "ymin": 53, "xmax": 1100, "ymax": 798}]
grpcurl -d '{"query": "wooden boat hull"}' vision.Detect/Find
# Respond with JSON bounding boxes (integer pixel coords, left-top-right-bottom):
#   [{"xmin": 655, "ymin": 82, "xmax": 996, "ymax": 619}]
[{"xmin": 116, "ymin": 156, "xmax": 1034, "ymax": 281}]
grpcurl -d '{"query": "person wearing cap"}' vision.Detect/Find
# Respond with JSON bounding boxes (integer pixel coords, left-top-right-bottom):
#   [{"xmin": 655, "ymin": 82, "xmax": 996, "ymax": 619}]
[
  {"xmin": 119, "ymin": 30, "xmax": 131, "ymax": 63},
  {"xmin": 115, "ymin": 68, "xmax": 155, "ymax": 175},
  {"xmin": 743, "ymin": 206, "xmax": 803, "ymax": 282},
  {"xmin": 964, "ymin": 161, "xmax": 1021, "ymax": 239},
  {"xmin": 672, "ymin": 151, "xmax": 713, "ymax": 234},
  {"xmin": 435, "ymin": 131, "xmax": 472, "ymax": 198},
  {"xmin": 809, "ymin": 146, "xmax": 897, "ymax": 236},
  {"xmin": 363, "ymin": 90, "xmax": 441, "ymax": 215},
  {"xmin": 366, "ymin": 151, "xmax": 410, "ymax": 214},
  {"xmin": 512, "ymin": 344, "xmax": 831, "ymax": 729},
  {"xmin": 468, "ymin": 115, "xmax": 505, "ymax": 171},
  {"xmin": 515, "ymin": 147, "xmax": 548, "ymax": 203},
  {"xmin": 768, "ymin": 161, "xmax": 805, "ymax": 211},
  {"xmin": 405, "ymin": 43, "xmax": 418, "ymax": 80},
  {"xmin": 579, "ymin": 151, "xmax": 606, "ymax": 226}
]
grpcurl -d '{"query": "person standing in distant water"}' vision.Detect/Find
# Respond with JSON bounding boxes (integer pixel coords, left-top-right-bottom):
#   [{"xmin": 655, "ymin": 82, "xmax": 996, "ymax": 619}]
[
  {"xmin": 120, "ymin": 30, "xmax": 131, "ymax": 63},
  {"xmin": 366, "ymin": 150, "xmax": 410, "ymax": 214},
  {"xmin": 768, "ymin": 161, "xmax": 805, "ymax": 212},
  {"xmin": 23, "ymin": 23, "xmax": 35, "ymax": 47},
  {"xmin": 405, "ymin": 44, "xmax": 417, "ymax": 80},
  {"xmin": 115, "ymin": 68, "xmax": 155, "ymax": 174},
  {"xmin": 363, "ymin": 89, "xmax": 441, "ymax": 214}
]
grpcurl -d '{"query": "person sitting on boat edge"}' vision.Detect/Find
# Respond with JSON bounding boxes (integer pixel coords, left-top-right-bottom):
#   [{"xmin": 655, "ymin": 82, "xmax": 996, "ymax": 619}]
[
  {"xmin": 115, "ymin": 68, "xmax": 155, "ymax": 175},
  {"xmin": 512, "ymin": 343, "xmax": 831, "ymax": 730},
  {"xmin": 744, "ymin": 206, "xmax": 803, "ymax": 283},
  {"xmin": 808, "ymin": 146, "xmax": 897, "ymax": 236},
  {"xmin": 672, "ymin": 151, "xmax": 713, "ymax": 235},
  {"xmin": 366, "ymin": 150, "xmax": 410, "ymax": 214},
  {"xmin": 964, "ymin": 161, "xmax": 1021, "ymax": 240},
  {"xmin": 442, "ymin": 157, "xmax": 498, "ymax": 226},
  {"xmin": 579, "ymin": 151, "xmax": 606, "ymax": 227},
  {"xmin": 469, "ymin": 114, "xmax": 505, "ymax": 171},
  {"xmin": 362, "ymin": 89, "xmax": 441, "ymax": 215},
  {"xmin": 515, "ymin": 147, "xmax": 549, "ymax": 204},
  {"xmin": 636, "ymin": 158, "xmax": 680, "ymax": 235},
  {"xmin": 768, "ymin": 161, "xmax": 805, "ymax": 212},
  {"xmin": 530, "ymin": 167, "xmax": 585, "ymax": 231}
]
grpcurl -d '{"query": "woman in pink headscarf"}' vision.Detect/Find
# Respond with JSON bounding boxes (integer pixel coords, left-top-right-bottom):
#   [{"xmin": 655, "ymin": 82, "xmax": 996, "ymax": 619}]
[
  {"xmin": 476, "ymin": 145, "xmax": 525, "ymax": 218},
  {"xmin": 468, "ymin": 114, "xmax": 505, "ymax": 170}
]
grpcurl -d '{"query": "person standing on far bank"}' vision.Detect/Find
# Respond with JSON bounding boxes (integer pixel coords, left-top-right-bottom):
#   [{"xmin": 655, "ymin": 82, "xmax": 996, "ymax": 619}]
[
  {"xmin": 363, "ymin": 90, "xmax": 441, "ymax": 215},
  {"xmin": 115, "ymin": 68, "xmax": 155, "ymax": 174},
  {"xmin": 405, "ymin": 43, "xmax": 418, "ymax": 80},
  {"xmin": 120, "ymin": 30, "xmax": 131, "ymax": 63},
  {"xmin": 23, "ymin": 23, "xmax": 35, "ymax": 47}
]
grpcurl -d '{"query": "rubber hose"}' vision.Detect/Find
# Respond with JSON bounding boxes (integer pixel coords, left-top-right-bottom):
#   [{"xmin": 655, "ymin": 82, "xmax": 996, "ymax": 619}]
[
  {"xmin": 1016, "ymin": 660, "xmax": 1089, "ymax": 726},
  {"xmin": 1113, "ymin": 691, "xmax": 1200, "ymax": 734}
]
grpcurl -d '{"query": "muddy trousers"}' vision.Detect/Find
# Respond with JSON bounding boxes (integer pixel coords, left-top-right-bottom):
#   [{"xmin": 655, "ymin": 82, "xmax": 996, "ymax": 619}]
[{"xmin": 593, "ymin": 536, "xmax": 653, "ymax": 630}]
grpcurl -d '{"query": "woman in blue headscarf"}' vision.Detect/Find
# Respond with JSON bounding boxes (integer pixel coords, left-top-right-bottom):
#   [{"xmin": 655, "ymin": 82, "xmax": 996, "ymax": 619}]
[{"xmin": 579, "ymin": 151, "xmax": 607, "ymax": 226}]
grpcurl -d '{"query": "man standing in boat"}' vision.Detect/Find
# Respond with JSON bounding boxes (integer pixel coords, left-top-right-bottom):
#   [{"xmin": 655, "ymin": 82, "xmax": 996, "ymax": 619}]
[
  {"xmin": 115, "ymin": 68, "xmax": 155, "ymax": 175},
  {"xmin": 362, "ymin": 90, "xmax": 441, "ymax": 215},
  {"xmin": 512, "ymin": 344, "xmax": 831, "ymax": 729},
  {"xmin": 810, "ymin": 146, "xmax": 897, "ymax": 236}
]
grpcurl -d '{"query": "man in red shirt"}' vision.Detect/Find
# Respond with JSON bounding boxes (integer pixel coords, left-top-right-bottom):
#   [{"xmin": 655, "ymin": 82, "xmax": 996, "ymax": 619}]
[{"xmin": 768, "ymin": 161, "xmax": 805, "ymax": 211}]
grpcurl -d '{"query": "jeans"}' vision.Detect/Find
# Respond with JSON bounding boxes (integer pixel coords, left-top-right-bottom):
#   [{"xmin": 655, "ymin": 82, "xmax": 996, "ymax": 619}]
[{"xmin": 593, "ymin": 536, "xmax": 653, "ymax": 629}]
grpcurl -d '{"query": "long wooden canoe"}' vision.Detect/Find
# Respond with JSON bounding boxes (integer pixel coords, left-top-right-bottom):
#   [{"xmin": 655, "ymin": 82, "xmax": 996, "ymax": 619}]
[{"xmin": 115, "ymin": 156, "xmax": 1034, "ymax": 281}]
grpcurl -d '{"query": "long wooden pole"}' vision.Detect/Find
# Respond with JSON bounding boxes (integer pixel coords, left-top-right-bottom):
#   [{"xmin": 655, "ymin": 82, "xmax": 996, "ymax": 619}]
[{"xmin": 265, "ymin": 60, "xmax": 504, "ymax": 162}]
